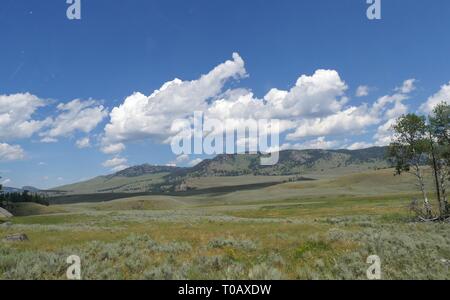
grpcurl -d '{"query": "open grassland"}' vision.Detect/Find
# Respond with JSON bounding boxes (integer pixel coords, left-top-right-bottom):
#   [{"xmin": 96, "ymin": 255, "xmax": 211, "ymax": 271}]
[{"xmin": 1, "ymin": 169, "xmax": 449, "ymax": 280}]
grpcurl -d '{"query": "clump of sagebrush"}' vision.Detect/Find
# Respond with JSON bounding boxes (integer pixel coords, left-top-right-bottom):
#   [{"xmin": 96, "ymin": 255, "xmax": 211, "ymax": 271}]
[
  {"xmin": 187, "ymin": 255, "xmax": 283, "ymax": 280},
  {"xmin": 265, "ymin": 252, "xmax": 286, "ymax": 267},
  {"xmin": 148, "ymin": 240, "xmax": 192, "ymax": 254},
  {"xmin": 327, "ymin": 229, "xmax": 347, "ymax": 242},
  {"xmin": 143, "ymin": 261, "xmax": 189, "ymax": 280},
  {"xmin": 193, "ymin": 255, "xmax": 230, "ymax": 273},
  {"xmin": 0, "ymin": 246, "xmax": 68, "ymax": 280},
  {"xmin": 248, "ymin": 263, "xmax": 283, "ymax": 280},
  {"xmin": 223, "ymin": 263, "xmax": 246, "ymax": 280},
  {"xmin": 323, "ymin": 224, "xmax": 450, "ymax": 280},
  {"xmin": 208, "ymin": 236, "xmax": 258, "ymax": 251}
]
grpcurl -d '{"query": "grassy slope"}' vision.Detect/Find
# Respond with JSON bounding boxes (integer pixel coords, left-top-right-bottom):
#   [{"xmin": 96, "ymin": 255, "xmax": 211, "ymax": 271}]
[
  {"xmin": 56, "ymin": 173, "xmax": 168, "ymax": 194},
  {"xmin": 184, "ymin": 175, "xmax": 294, "ymax": 189},
  {"xmin": 8, "ymin": 203, "xmax": 66, "ymax": 217}
]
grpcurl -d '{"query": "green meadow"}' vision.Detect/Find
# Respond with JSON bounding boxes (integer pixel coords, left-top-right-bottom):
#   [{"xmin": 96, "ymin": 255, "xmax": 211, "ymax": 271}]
[{"xmin": 1, "ymin": 168, "xmax": 449, "ymax": 280}]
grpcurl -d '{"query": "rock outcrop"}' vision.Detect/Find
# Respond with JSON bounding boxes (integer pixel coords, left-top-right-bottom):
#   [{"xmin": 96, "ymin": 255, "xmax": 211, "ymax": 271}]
[{"xmin": 0, "ymin": 207, "xmax": 13, "ymax": 218}]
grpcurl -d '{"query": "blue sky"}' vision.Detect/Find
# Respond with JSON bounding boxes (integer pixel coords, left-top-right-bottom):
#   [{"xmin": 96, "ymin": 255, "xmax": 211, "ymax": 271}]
[{"xmin": 1, "ymin": 0, "xmax": 450, "ymax": 189}]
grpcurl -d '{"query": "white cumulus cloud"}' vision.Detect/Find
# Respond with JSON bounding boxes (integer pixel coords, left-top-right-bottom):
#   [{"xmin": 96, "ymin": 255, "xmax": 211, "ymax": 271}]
[
  {"xmin": 102, "ymin": 53, "xmax": 247, "ymax": 151},
  {"xmin": 0, "ymin": 143, "xmax": 26, "ymax": 162},
  {"xmin": 286, "ymin": 106, "xmax": 378, "ymax": 140},
  {"xmin": 76, "ymin": 137, "xmax": 91, "ymax": 149},
  {"xmin": 101, "ymin": 143, "xmax": 126, "ymax": 154},
  {"xmin": 370, "ymin": 79, "xmax": 417, "ymax": 146},
  {"xmin": 262, "ymin": 69, "xmax": 348, "ymax": 118},
  {"xmin": 282, "ymin": 137, "xmax": 343, "ymax": 150},
  {"xmin": 347, "ymin": 141, "xmax": 374, "ymax": 150},
  {"xmin": 419, "ymin": 82, "xmax": 450, "ymax": 114},
  {"xmin": 355, "ymin": 85, "xmax": 370, "ymax": 97},
  {"xmin": 41, "ymin": 99, "xmax": 108, "ymax": 142},
  {"xmin": 0, "ymin": 93, "xmax": 51, "ymax": 140},
  {"xmin": 101, "ymin": 54, "xmax": 352, "ymax": 154},
  {"xmin": 98, "ymin": 54, "xmax": 425, "ymax": 155},
  {"xmin": 102, "ymin": 156, "xmax": 128, "ymax": 168},
  {"xmin": 396, "ymin": 79, "xmax": 416, "ymax": 94}
]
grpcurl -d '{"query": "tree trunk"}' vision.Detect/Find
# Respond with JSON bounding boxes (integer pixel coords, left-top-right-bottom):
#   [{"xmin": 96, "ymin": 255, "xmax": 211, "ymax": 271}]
[
  {"xmin": 439, "ymin": 169, "xmax": 449, "ymax": 216},
  {"xmin": 416, "ymin": 167, "xmax": 433, "ymax": 218},
  {"xmin": 430, "ymin": 142, "xmax": 442, "ymax": 212}
]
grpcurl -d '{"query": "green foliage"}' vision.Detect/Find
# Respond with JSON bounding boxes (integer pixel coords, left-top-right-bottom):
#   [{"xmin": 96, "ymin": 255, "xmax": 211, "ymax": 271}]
[
  {"xmin": 429, "ymin": 102, "xmax": 450, "ymax": 216},
  {"xmin": 430, "ymin": 102, "xmax": 450, "ymax": 146},
  {"xmin": 388, "ymin": 114, "xmax": 430, "ymax": 175},
  {"xmin": 429, "ymin": 102, "xmax": 450, "ymax": 176}
]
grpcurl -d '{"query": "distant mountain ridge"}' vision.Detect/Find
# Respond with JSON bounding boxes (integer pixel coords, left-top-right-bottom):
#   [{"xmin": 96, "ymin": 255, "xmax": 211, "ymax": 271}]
[
  {"xmin": 107, "ymin": 164, "xmax": 181, "ymax": 179},
  {"xmin": 171, "ymin": 147, "xmax": 389, "ymax": 178},
  {"xmin": 53, "ymin": 147, "xmax": 390, "ymax": 195}
]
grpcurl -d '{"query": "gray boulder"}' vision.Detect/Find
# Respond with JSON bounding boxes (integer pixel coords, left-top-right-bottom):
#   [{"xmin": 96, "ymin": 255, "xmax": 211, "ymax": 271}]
[
  {"xmin": 0, "ymin": 207, "xmax": 13, "ymax": 218},
  {"xmin": 3, "ymin": 233, "xmax": 29, "ymax": 242}
]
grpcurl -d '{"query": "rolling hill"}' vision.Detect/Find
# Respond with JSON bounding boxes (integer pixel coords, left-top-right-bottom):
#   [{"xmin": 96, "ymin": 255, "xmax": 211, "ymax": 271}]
[
  {"xmin": 53, "ymin": 147, "xmax": 390, "ymax": 195},
  {"xmin": 55, "ymin": 168, "xmax": 171, "ymax": 195}
]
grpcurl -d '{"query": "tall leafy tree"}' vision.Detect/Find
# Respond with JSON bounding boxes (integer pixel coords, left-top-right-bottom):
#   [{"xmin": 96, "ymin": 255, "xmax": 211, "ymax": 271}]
[
  {"xmin": 429, "ymin": 102, "xmax": 450, "ymax": 216},
  {"xmin": 389, "ymin": 114, "xmax": 433, "ymax": 218}
]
